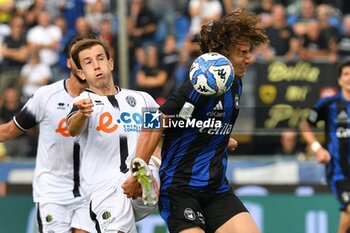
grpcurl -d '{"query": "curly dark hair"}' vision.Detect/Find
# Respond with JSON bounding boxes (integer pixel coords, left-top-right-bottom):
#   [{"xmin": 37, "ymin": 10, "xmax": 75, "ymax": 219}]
[{"xmin": 199, "ymin": 9, "xmax": 269, "ymax": 57}]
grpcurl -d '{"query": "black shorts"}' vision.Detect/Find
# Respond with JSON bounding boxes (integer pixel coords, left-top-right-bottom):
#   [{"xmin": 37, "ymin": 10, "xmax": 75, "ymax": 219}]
[
  {"xmin": 159, "ymin": 188, "xmax": 248, "ymax": 233},
  {"xmin": 331, "ymin": 178, "xmax": 350, "ymax": 211}
]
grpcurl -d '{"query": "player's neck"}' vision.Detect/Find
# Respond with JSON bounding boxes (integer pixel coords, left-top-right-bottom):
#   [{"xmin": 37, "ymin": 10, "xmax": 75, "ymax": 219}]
[
  {"xmin": 90, "ymin": 85, "xmax": 118, "ymax": 96},
  {"xmin": 342, "ymin": 89, "xmax": 350, "ymax": 102},
  {"xmin": 66, "ymin": 76, "xmax": 87, "ymax": 98}
]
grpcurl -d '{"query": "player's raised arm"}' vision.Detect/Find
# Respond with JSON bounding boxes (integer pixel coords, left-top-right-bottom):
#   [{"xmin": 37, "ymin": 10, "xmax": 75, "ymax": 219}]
[
  {"xmin": 134, "ymin": 113, "xmax": 166, "ymax": 164},
  {"xmin": 66, "ymin": 98, "xmax": 93, "ymax": 136},
  {"xmin": 0, "ymin": 120, "xmax": 23, "ymax": 141},
  {"xmin": 122, "ymin": 112, "xmax": 165, "ymax": 199}
]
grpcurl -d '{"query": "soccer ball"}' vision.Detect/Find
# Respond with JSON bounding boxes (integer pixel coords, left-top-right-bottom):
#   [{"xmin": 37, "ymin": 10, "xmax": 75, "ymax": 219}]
[{"xmin": 189, "ymin": 52, "xmax": 234, "ymax": 96}]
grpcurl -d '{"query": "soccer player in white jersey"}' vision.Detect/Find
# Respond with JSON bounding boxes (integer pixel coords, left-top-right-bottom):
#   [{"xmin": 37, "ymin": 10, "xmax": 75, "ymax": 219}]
[
  {"xmin": 0, "ymin": 36, "xmax": 96, "ymax": 233},
  {"xmin": 66, "ymin": 38, "xmax": 161, "ymax": 233}
]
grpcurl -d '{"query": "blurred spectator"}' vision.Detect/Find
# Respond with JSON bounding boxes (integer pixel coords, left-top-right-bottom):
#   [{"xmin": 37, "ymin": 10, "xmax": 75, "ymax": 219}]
[
  {"xmin": 56, "ymin": 0, "xmax": 85, "ymax": 34},
  {"xmin": 85, "ymin": 0, "xmax": 110, "ymax": 13},
  {"xmin": 337, "ymin": 14, "xmax": 350, "ymax": 59},
  {"xmin": 24, "ymin": 0, "xmax": 46, "ymax": 28},
  {"xmin": 0, "ymin": 87, "xmax": 29, "ymax": 157},
  {"xmin": 288, "ymin": 0, "xmax": 316, "ymax": 37},
  {"xmin": 275, "ymin": 129, "xmax": 303, "ymax": 156},
  {"xmin": 0, "ymin": 15, "xmax": 28, "ymax": 96},
  {"xmin": 173, "ymin": 50, "xmax": 194, "ymax": 88},
  {"xmin": 266, "ymin": 4, "xmax": 294, "ymax": 57},
  {"xmin": 250, "ymin": 43, "xmax": 275, "ymax": 62},
  {"xmin": 55, "ymin": 15, "xmax": 74, "ymax": 79},
  {"xmin": 85, "ymin": 0, "xmax": 115, "ymax": 35},
  {"xmin": 161, "ymin": 34, "xmax": 179, "ymax": 82},
  {"xmin": 300, "ymin": 20, "xmax": 329, "ymax": 60},
  {"xmin": 252, "ymin": 0, "xmax": 275, "ymax": 28},
  {"xmin": 127, "ymin": 0, "xmax": 158, "ymax": 47},
  {"xmin": 136, "ymin": 44, "xmax": 167, "ymax": 104},
  {"xmin": 316, "ymin": 4, "xmax": 340, "ymax": 47},
  {"xmin": 20, "ymin": 50, "xmax": 51, "ymax": 101},
  {"xmin": 99, "ymin": 18, "xmax": 116, "ymax": 71},
  {"xmin": 284, "ymin": 36, "xmax": 303, "ymax": 62},
  {"xmin": 27, "ymin": 11, "xmax": 62, "ymax": 81},
  {"xmin": 188, "ymin": 0, "xmax": 223, "ymax": 38},
  {"xmin": 74, "ymin": 16, "xmax": 93, "ymax": 37},
  {"xmin": 160, "ymin": 34, "xmax": 180, "ymax": 97},
  {"xmin": 220, "ymin": 0, "xmax": 250, "ymax": 14}
]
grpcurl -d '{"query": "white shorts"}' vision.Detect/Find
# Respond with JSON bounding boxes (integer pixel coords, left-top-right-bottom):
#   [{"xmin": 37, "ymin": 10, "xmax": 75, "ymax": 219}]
[
  {"xmin": 132, "ymin": 197, "xmax": 157, "ymax": 222},
  {"xmin": 36, "ymin": 198, "xmax": 96, "ymax": 233},
  {"xmin": 90, "ymin": 186, "xmax": 137, "ymax": 233}
]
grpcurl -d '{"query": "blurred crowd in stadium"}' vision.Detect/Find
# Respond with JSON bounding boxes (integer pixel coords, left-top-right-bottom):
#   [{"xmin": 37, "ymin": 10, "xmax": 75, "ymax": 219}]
[{"xmin": 0, "ymin": 0, "xmax": 349, "ymax": 158}]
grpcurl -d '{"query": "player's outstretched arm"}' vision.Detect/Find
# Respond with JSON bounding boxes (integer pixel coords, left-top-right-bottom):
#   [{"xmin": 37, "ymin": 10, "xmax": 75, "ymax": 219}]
[
  {"xmin": 67, "ymin": 98, "xmax": 93, "ymax": 136},
  {"xmin": 122, "ymin": 113, "xmax": 165, "ymax": 199},
  {"xmin": 0, "ymin": 120, "xmax": 23, "ymax": 142}
]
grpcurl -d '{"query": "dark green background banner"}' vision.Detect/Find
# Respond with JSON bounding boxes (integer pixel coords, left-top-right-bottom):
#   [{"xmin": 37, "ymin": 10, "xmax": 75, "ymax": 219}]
[
  {"xmin": 255, "ymin": 61, "xmax": 338, "ymax": 130},
  {"xmin": 0, "ymin": 194, "xmax": 339, "ymax": 233}
]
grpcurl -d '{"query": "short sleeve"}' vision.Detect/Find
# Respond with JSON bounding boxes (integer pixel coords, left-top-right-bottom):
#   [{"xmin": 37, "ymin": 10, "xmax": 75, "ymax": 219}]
[{"xmin": 14, "ymin": 87, "xmax": 47, "ymax": 130}]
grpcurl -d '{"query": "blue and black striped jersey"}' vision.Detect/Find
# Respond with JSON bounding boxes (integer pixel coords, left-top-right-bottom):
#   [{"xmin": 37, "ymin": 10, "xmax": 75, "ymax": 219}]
[
  {"xmin": 307, "ymin": 92, "xmax": 350, "ymax": 181},
  {"xmin": 158, "ymin": 78, "xmax": 242, "ymax": 193}
]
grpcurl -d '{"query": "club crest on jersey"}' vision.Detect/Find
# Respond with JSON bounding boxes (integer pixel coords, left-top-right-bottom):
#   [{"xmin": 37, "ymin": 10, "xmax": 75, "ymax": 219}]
[
  {"xmin": 184, "ymin": 208, "xmax": 196, "ymax": 221},
  {"xmin": 234, "ymin": 94, "xmax": 239, "ymax": 109},
  {"xmin": 126, "ymin": 96, "xmax": 137, "ymax": 107}
]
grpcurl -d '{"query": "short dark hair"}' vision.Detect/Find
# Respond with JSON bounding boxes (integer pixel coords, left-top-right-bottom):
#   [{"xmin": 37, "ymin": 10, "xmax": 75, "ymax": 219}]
[
  {"xmin": 67, "ymin": 34, "xmax": 98, "ymax": 57},
  {"xmin": 338, "ymin": 60, "xmax": 350, "ymax": 78},
  {"xmin": 199, "ymin": 9, "xmax": 269, "ymax": 57},
  {"xmin": 71, "ymin": 37, "xmax": 111, "ymax": 69}
]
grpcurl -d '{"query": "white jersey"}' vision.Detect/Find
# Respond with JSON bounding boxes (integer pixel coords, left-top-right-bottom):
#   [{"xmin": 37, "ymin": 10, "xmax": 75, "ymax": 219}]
[
  {"xmin": 14, "ymin": 80, "xmax": 85, "ymax": 204},
  {"xmin": 67, "ymin": 88, "xmax": 159, "ymax": 200}
]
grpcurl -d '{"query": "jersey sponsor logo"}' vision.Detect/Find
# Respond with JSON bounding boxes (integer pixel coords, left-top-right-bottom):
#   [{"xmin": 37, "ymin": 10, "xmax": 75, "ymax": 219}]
[
  {"xmin": 96, "ymin": 111, "xmax": 143, "ymax": 133},
  {"xmin": 336, "ymin": 127, "xmax": 350, "ymax": 138},
  {"xmin": 199, "ymin": 123, "xmax": 233, "ymax": 135},
  {"xmin": 96, "ymin": 112, "xmax": 118, "ymax": 133},
  {"xmin": 55, "ymin": 118, "xmax": 71, "ymax": 137}
]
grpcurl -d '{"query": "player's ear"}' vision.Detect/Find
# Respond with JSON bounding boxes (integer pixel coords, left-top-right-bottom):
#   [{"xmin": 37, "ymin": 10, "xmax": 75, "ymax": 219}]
[
  {"xmin": 66, "ymin": 58, "xmax": 71, "ymax": 69},
  {"xmin": 108, "ymin": 58, "xmax": 114, "ymax": 71},
  {"xmin": 77, "ymin": 69, "xmax": 86, "ymax": 81}
]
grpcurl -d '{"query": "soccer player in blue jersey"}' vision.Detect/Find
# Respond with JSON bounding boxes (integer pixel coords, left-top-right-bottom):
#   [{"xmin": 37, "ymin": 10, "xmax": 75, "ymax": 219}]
[
  {"xmin": 123, "ymin": 9, "xmax": 269, "ymax": 233},
  {"xmin": 300, "ymin": 60, "xmax": 350, "ymax": 233}
]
